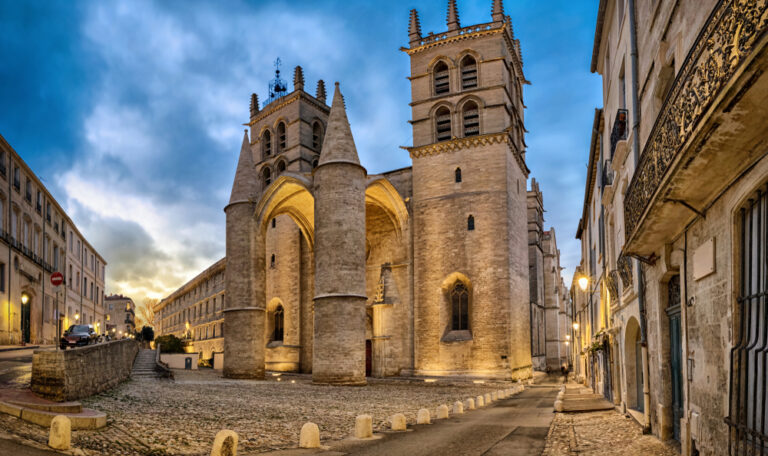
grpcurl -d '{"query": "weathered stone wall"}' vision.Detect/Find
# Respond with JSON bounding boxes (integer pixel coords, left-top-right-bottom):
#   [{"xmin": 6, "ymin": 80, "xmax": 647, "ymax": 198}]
[{"xmin": 31, "ymin": 339, "xmax": 139, "ymax": 402}]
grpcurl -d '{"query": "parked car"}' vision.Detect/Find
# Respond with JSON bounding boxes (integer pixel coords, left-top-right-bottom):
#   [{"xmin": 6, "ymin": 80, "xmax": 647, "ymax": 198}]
[{"xmin": 60, "ymin": 324, "xmax": 98, "ymax": 349}]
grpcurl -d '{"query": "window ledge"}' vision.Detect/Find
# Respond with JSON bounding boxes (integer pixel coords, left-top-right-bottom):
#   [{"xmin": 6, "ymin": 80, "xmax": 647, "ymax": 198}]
[
  {"xmin": 441, "ymin": 330, "xmax": 473, "ymax": 343},
  {"xmin": 266, "ymin": 340, "xmax": 284, "ymax": 348}
]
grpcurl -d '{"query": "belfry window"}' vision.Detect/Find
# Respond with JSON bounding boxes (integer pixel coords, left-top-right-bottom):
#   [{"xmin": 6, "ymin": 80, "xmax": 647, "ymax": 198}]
[
  {"xmin": 450, "ymin": 282, "xmax": 469, "ymax": 331},
  {"xmin": 263, "ymin": 167, "xmax": 271, "ymax": 186},
  {"xmin": 460, "ymin": 55, "xmax": 478, "ymax": 89},
  {"xmin": 435, "ymin": 107, "xmax": 452, "ymax": 142},
  {"xmin": 434, "ymin": 61, "xmax": 450, "ymax": 95},
  {"xmin": 262, "ymin": 130, "xmax": 272, "ymax": 157},
  {"xmin": 462, "ymin": 101, "xmax": 479, "ymax": 137},
  {"xmin": 277, "ymin": 161, "xmax": 286, "ymax": 174},
  {"xmin": 277, "ymin": 122, "xmax": 286, "ymax": 152},
  {"xmin": 467, "ymin": 215, "xmax": 475, "ymax": 231},
  {"xmin": 455, "ymin": 167, "xmax": 462, "ymax": 183},
  {"xmin": 312, "ymin": 122, "xmax": 324, "ymax": 150},
  {"xmin": 273, "ymin": 305, "xmax": 284, "ymax": 342}
]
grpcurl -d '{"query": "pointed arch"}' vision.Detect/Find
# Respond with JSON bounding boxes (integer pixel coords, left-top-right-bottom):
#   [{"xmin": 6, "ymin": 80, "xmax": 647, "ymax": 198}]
[
  {"xmin": 434, "ymin": 105, "xmax": 452, "ymax": 142},
  {"xmin": 455, "ymin": 167, "xmax": 462, "ymax": 183},
  {"xmin": 365, "ymin": 177, "xmax": 409, "ymax": 239},
  {"xmin": 459, "ymin": 54, "xmax": 478, "ymax": 89},
  {"xmin": 254, "ymin": 173, "xmax": 315, "ymax": 248},
  {"xmin": 276, "ymin": 121, "xmax": 287, "ymax": 153},
  {"xmin": 261, "ymin": 129, "xmax": 273, "ymax": 159},
  {"xmin": 312, "ymin": 120, "xmax": 325, "ymax": 151},
  {"xmin": 432, "ymin": 59, "xmax": 451, "ymax": 96},
  {"xmin": 440, "ymin": 272, "xmax": 473, "ymax": 333}
]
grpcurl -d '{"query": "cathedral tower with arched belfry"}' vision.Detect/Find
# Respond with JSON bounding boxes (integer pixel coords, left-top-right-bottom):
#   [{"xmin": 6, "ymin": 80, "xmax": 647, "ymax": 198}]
[
  {"xmin": 404, "ymin": 0, "xmax": 532, "ymax": 378},
  {"xmin": 163, "ymin": 0, "xmax": 554, "ymax": 384}
]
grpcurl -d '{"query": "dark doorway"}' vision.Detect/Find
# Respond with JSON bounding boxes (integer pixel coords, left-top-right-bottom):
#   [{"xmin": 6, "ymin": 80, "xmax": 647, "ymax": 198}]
[
  {"xmin": 666, "ymin": 274, "xmax": 683, "ymax": 442},
  {"xmin": 365, "ymin": 339, "xmax": 372, "ymax": 377},
  {"xmin": 602, "ymin": 339, "xmax": 612, "ymax": 402},
  {"xmin": 635, "ymin": 338, "xmax": 644, "ymax": 413},
  {"xmin": 21, "ymin": 298, "xmax": 31, "ymax": 343}
]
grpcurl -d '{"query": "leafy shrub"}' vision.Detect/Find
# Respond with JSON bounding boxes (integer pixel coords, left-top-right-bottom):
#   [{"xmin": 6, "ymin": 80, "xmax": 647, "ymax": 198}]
[
  {"xmin": 141, "ymin": 326, "xmax": 155, "ymax": 342},
  {"xmin": 155, "ymin": 334, "xmax": 185, "ymax": 353}
]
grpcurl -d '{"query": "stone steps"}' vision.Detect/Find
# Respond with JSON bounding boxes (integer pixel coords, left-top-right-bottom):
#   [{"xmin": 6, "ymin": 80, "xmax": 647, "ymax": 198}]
[
  {"xmin": 131, "ymin": 349, "xmax": 162, "ymax": 380},
  {"xmin": 0, "ymin": 389, "xmax": 106, "ymax": 429}
]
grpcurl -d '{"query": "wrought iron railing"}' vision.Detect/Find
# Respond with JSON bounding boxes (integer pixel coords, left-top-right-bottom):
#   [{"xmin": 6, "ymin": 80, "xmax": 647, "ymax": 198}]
[
  {"xmin": 624, "ymin": 1, "xmax": 768, "ymax": 242},
  {"xmin": 609, "ymin": 109, "xmax": 628, "ymax": 159}
]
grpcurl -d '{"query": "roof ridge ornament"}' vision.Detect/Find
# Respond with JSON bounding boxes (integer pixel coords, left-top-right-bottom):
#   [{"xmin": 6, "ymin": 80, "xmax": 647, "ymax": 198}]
[
  {"xmin": 447, "ymin": 0, "xmax": 460, "ymax": 31},
  {"xmin": 266, "ymin": 58, "xmax": 287, "ymax": 105}
]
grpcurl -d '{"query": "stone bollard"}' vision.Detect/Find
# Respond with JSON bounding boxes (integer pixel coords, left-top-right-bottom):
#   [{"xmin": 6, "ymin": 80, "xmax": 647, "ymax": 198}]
[
  {"xmin": 492, "ymin": 391, "xmax": 499, "ymax": 401},
  {"xmin": 211, "ymin": 430, "xmax": 238, "ymax": 456},
  {"xmin": 557, "ymin": 391, "xmax": 564, "ymax": 401},
  {"xmin": 437, "ymin": 404, "xmax": 450, "ymax": 419},
  {"xmin": 498, "ymin": 390, "xmax": 505, "ymax": 399},
  {"xmin": 390, "ymin": 413, "xmax": 407, "ymax": 431},
  {"xmin": 476, "ymin": 395, "xmax": 485, "ymax": 407},
  {"xmin": 48, "ymin": 415, "xmax": 71, "ymax": 451},
  {"xmin": 484, "ymin": 393, "xmax": 492, "ymax": 404},
  {"xmin": 417, "ymin": 408, "xmax": 431, "ymax": 424},
  {"xmin": 299, "ymin": 422, "xmax": 320, "ymax": 448},
  {"xmin": 554, "ymin": 400, "xmax": 564, "ymax": 412},
  {"xmin": 453, "ymin": 400, "xmax": 464, "ymax": 415},
  {"xmin": 465, "ymin": 398, "xmax": 475, "ymax": 410},
  {"xmin": 355, "ymin": 415, "xmax": 373, "ymax": 439},
  {"xmin": 560, "ymin": 385, "xmax": 566, "ymax": 393}
]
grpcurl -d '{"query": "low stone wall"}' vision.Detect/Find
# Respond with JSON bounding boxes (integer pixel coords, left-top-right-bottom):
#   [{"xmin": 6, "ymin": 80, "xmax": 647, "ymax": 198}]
[
  {"xmin": 31, "ymin": 340, "xmax": 139, "ymax": 402},
  {"xmin": 160, "ymin": 353, "xmax": 199, "ymax": 370}
]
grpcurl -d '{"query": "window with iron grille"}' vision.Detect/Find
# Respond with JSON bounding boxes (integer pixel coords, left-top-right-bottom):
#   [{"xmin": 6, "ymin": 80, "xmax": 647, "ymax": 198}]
[
  {"xmin": 460, "ymin": 55, "xmax": 477, "ymax": 89},
  {"xmin": 728, "ymin": 186, "xmax": 768, "ymax": 455},
  {"xmin": 433, "ymin": 61, "xmax": 450, "ymax": 95},
  {"xmin": 462, "ymin": 102, "xmax": 480, "ymax": 137},
  {"xmin": 435, "ymin": 107, "xmax": 451, "ymax": 142}
]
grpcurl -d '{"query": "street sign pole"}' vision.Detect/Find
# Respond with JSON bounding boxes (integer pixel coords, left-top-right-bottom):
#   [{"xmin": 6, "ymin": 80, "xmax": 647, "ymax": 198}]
[{"xmin": 50, "ymin": 272, "xmax": 64, "ymax": 349}]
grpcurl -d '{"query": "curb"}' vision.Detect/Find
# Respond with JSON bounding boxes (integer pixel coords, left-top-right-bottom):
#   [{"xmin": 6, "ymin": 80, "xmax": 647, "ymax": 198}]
[{"xmin": 0, "ymin": 345, "xmax": 39, "ymax": 353}]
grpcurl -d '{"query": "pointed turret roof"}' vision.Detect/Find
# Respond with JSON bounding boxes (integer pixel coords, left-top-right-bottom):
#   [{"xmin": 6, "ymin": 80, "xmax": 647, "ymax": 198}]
[
  {"xmin": 317, "ymin": 83, "xmax": 361, "ymax": 167},
  {"xmin": 447, "ymin": 0, "xmax": 460, "ymax": 31},
  {"xmin": 408, "ymin": 9, "xmax": 422, "ymax": 42},
  {"xmin": 229, "ymin": 130, "xmax": 258, "ymax": 204},
  {"xmin": 492, "ymin": 0, "xmax": 504, "ymax": 22}
]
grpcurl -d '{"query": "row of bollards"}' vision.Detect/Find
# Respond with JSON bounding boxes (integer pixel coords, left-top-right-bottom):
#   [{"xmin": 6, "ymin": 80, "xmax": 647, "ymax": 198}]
[{"xmin": 46, "ymin": 384, "xmax": 526, "ymax": 454}]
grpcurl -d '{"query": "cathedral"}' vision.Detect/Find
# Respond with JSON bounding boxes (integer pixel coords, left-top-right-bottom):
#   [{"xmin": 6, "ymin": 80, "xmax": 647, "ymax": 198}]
[{"xmin": 163, "ymin": 1, "xmax": 566, "ymax": 384}]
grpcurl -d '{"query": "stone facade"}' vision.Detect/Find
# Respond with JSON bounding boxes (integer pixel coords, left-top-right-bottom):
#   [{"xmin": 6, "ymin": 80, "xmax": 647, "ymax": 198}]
[
  {"xmin": 154, "ymin": 258, "xmax": 225, "ymax": 361},
  {"xmin": 0, "ymin": 134, "xmax": 107, "ymax": 346},
  {"xmin": 528, "ymin": 179, "xmax": 572, "ymax": 372},
  {"xmin": 31, "ymin": 339, "xmax": 138, "ymax": 402},
  {"xmin": 155, "ymin": 1, "xmax": 569, "ymax": 384},
  {"xmin": 575, "ymin": 1, "xmax": 768, "ymax": 455},
  {"xmin": 104, "ymin": 294, "xmax": 136, "ymax": 337}
]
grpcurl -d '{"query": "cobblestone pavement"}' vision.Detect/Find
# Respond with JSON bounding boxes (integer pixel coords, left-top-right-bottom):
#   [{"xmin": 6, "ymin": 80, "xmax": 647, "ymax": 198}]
[
  {"xmin": 542, "ymin": 410, "xmax": 679, "ymax": 456},
  {"xmin": 1, "ymin": 369, "xmax": 512, "ymax": 455}
]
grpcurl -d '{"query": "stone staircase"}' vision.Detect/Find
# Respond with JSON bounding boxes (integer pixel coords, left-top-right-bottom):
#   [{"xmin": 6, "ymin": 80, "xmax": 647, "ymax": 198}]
[{"xmin": 132, "ymin": 349, "xmax": 162, "ymax": 379}]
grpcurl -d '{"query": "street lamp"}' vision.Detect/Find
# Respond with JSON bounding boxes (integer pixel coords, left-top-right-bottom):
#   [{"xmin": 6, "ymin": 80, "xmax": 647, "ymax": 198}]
[
  {"xmin": 20, "ymin": 293, "xmax": 29, "ymax": 305},
  {"xmin": 573, "ymin": 322, "xmax": 579, "ymax": 330},
  {"xmin": 74, "ymin": 313, "xmax": 80, "ymax": 321},
  {"xmin": 578, "ymin": 276, "xmax": 589, "ymax": 292}
]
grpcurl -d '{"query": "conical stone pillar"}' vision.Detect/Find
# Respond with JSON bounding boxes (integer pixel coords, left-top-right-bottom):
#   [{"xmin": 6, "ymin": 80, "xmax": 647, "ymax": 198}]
[
  {"xmin": 312, "ymin": 83, "xmax": 367, "ymax": 385},
  {"xmin": 223, "ymin": 131, "xmax": 266, "ymax": 379}
]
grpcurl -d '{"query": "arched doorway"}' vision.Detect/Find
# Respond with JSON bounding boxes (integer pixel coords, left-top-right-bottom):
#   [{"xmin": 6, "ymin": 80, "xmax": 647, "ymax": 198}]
[{"xmin": 625, "ymin": 317, "xmax": 643, "ymax": 412}]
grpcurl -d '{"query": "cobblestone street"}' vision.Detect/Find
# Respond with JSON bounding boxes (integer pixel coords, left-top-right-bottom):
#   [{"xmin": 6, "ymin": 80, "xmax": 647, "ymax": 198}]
[{"xmin": 542, "ymin": 409, "xmax": 679, "ymax": 456}]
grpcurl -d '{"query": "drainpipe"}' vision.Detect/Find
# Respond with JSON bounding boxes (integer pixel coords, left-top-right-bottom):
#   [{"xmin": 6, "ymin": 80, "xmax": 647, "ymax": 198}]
[{"xmin": 628, "ymin": 0, "xmax": 651, "ymax": 433}]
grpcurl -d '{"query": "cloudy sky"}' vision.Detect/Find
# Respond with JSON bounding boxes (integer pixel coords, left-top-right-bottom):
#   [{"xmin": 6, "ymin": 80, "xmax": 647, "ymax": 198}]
[{"xmin": 0, "ymin": 0, "xmax": 601, "ymax": 304}]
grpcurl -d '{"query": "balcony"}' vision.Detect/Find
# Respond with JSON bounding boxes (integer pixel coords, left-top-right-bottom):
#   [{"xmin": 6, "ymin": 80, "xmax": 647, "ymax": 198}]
[
  {"xmin": 609, "ymin": 109, "xmax": 628, "ymax": 159},
  {"xmin": 623, "ymin": 1, "xmax": 768, "ymax": 256}
]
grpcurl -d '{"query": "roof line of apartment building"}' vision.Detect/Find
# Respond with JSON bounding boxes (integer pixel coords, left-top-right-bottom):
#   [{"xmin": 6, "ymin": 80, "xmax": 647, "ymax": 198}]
[{"xmin": 154, "ymin": 257, "xmax": 226, "ymax": 313}]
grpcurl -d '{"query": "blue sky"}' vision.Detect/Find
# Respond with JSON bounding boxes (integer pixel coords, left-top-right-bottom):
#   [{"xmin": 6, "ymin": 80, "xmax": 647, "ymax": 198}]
[{"xmin": 0, "ymin": 0, "xmax": 601, "ymax": 304}]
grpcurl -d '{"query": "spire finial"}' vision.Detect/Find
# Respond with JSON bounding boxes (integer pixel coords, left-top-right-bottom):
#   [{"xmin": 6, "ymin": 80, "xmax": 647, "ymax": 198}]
[
  {"xmin": 408, "ymin": 9, "xmax": 422, "ymax": 42},
  {"xmin": 316, "ymin": 80, "xmax": 327, "ymax": 103},
  {"xmin": 447, "ymin": 0, "xmax": 460, "ymax": 31},
  {"xmin": 249, "ymin": 93, "xmax": 259, "ymax": 119},
  {"xmin": 293, "ymin": 66, "xmax": 305, "ymax": 91},
  {"xmin": 492, "ymin": 0, "xmax": 504, "ymax": 22},
  {"xmin": 317, "ymin": 83, "xmax": 360, "ymax": 167}
]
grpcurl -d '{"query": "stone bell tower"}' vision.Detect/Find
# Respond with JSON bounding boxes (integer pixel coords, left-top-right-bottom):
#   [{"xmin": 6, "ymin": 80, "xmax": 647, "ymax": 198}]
[
  {"xmin": 404, "ymin": 0, "xmax": 533, "ymax": 379},
  {"xmin": 312, "ymin": 83, "xmax": 368, "ymax": 385}
]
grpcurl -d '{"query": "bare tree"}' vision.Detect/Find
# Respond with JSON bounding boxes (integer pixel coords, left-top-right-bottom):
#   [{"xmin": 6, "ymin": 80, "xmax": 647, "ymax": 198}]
[{"xmin": 136, "ymin": 298, "xmax": 158, "ymax": 329}]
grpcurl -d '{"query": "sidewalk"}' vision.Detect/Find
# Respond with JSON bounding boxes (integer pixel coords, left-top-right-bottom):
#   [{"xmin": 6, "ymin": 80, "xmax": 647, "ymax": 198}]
[{"xmin": 0, "ymin": 345, "xmax": 39, "ymax": 353}]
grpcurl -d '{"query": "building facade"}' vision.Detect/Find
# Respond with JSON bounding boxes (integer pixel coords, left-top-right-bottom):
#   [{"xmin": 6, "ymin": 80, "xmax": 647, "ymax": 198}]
[
  {"xmin": 0, "ymin": 134, "xmax": 107, "ymax": 345},
  {"xmin": 154, "ymin": 258, "xmax": 225, "ymax": 360},
  {"xmin": 104, "ymin": 294, "xmax": 136, "ymax": 337},
  {"xmin": 575, "ymin": 1, "xmax": 768, "ymax": 455},
  {"xmin": 528, "ymin": 179, "xmax": 572, "ymax": 372}
]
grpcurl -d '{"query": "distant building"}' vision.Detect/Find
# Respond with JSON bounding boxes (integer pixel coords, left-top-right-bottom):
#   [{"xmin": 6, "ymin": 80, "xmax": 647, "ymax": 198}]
[
  {"xmin": 154, "ymin": 258, "xmax": 225, "ymax": 360},
  {"xmin": 104, "ymin": 294, "xmax": 136, "ymax": 337},
  {"xmin": 0, "ymin": 134, "xmax": 107, "ymax": 345}
]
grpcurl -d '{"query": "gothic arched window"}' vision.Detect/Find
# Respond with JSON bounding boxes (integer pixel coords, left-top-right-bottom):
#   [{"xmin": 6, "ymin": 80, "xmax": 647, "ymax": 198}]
[
  {"xmin": 270, "ymin": 254, "xmax": 276, "ymax": 268},
  {"xmin": 273, "ymin": 305, "xmax": 284, "ymax": 342},
  {"xmin": 312, "ymin": 122, "xmax": 324, "ymax": 150},
  {"xmin": 455, "ymin": 167, "xmax": 462, "ymax": 183},
  {"xmin": 434, "ymin": 61, "xmax": 450, "ymax": 95},
  {"xmin": 263, "ymin": 167, "xmax": 271, "ymax": 186},
  {"xmin": 312, "ymin": 158, "xmax": 319, "ymax": 169},
  {"xmin": 467, "ymin": 215, "xmax": 475, "ymax": 231},
  {"xmin": 277, "ymin": 160, "xmax": 286, "ymax": 174},
  {"xmin": 462, "ymin": 101, "xmax": 479, "ymax": 137},
  {"xmin": 435, "ymin": 107, "xmax": 452, "ymax": 142},
  {"xmin": 460, "ymin": 55, "xmax": 478, "ymax": 89},
  {"xmin": 277, "ymin": 122, "xmax": 286, "ymax": 152},
  {"xmin": 262, "ymin": 130, "xmax": 272, "ymax": 157},
  {"xmin": 451, "ymin": 282, "xmax": 469, "ymax": 331}
]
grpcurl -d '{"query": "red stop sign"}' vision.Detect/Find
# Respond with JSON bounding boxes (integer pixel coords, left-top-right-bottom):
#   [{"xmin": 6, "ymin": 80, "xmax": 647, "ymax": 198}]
[{"xmin": 51, "ymin": 272, "xmax": 64, "ymax": 287}]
